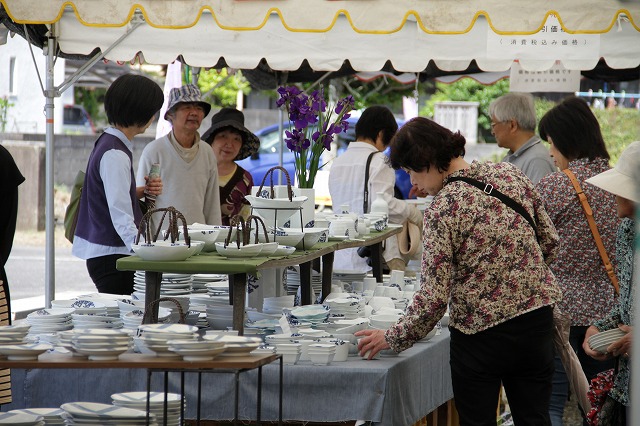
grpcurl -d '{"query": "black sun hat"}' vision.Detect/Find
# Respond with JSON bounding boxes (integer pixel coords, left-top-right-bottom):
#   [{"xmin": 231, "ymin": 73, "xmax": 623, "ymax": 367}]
[{"xmin": 201, "ymin": 108, "xmax": 260, "ymax": 161}]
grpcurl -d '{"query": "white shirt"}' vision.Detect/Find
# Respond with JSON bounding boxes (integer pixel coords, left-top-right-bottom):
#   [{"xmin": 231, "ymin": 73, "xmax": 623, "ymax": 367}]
[{"xmin": 328, "ymin": 142, "xmax": 415, "ymax": 272}]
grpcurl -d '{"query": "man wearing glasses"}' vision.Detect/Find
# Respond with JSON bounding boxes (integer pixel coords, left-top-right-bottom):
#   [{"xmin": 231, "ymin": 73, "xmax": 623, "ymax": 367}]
[{"xmin": 489, "ymin": 92, "xmax": 557, "ymax": 184}]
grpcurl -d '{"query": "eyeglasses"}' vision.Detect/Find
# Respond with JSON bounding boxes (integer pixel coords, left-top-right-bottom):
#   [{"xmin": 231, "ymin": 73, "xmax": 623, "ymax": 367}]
[{"xmin": 490, "ymin": 120, "xmax": 510, "ymax": 129}]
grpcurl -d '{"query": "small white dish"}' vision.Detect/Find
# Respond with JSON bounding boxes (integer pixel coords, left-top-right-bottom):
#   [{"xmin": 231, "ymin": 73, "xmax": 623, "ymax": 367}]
[
  {"xmin": 214, "ymin": 242, "xmax": 263, "ymax": 258},
  {"xmin": 272, "ymin": 245, "xmax": 296, "ymax": 256},
  {"xmin": 132, "ymin": 241, "xmax": 195, "ymax": 262},
  {"xmin": 0, "ymin": 343, "xmax": 53, "ymax": 360}
]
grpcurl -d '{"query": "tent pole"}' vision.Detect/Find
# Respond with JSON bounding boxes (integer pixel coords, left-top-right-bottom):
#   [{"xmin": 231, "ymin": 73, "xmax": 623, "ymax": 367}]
[{"xmin": 44, "ymin": 26, "xmax": 56, "ymax": 308}]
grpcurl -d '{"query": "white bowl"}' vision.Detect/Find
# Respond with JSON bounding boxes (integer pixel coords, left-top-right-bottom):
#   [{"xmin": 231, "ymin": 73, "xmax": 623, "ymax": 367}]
[
  {"xmin": 186, "ymin": 229, "xmax": 221, "ymax": 252},
  {"xmin": 246, "ymin": 195, "xmax": 308, "ymax": 227},
  {"xmin": 295, "ymin": 228, "xmax": 329, "ymax": 250},
  {"xmin": 214, "ymin": 242, "xmax": 263, "ymax": 258},
  {"xmin": 132, "ymin": 242, "xmax": 194, "ymax": 262},
  {"xmin": 307, "ymin": 351, "xmax": 335, "ymax": 366},
  {"xmin": 189, "ymin": 223, "xmax": 238, "ymax": 243},
  {"xmin": 259, "ymin": 229, "xmax": 304, "ymax": 247}
]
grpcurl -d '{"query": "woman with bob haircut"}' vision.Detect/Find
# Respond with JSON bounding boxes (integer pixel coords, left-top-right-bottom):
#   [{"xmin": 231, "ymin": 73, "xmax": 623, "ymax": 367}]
[
  {"xmin": 536, "ymin": 96, "xmax": 620, "ymax": 425},
  {"xmin": 355, "ymin": 117, "xmax": 562, "ymax": 425},
  {"xmin": 72, "ymin": 74, "xmax": 164, "ymax": 295}
]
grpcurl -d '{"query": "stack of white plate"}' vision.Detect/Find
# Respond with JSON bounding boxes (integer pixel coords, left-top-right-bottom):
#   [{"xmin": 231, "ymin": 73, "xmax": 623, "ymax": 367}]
[
  {"xmin": 71, "ymin": 313, "xmax": 124, "ymax": 330},
  {"xmin": 289, "ymin": 305, "xmax": 330, "ymax": 325},
  {"xmin": 121, "ymin": 307, "xmax": 172, "ymax": 330},
  {"xmin": 57, "ymin": 330, "xmax": 88, "ymax": 358},
  {"xmin": 204, "ymin": 281, "xmax": 230, "ymax": 296},
  {"xmin": 273, "ymin": 342, "xmax": 301, "ymax": 365},
  {"xmin": 0, "ymin": 324, "xmax": 31, "ymax": 345},
  {"xmin": 262, "ymin": 295, "xmax": 295, "ymax": 315},
  {"xmin": 193, "ymin": 273, "xmax": 228, "ymax": 293},
  {"xmin": 60, "ymin": 402, "xmax": 156, "ymax": 425},
  {"xmin": 26, "ymin": 308, "xmax": 74, "ymax": 336},
  {"xmin": 7, "ymin": 408, "xmax": 65, "ymax": 425},
  {"xmin": 324, "ymin": 296, "xmax": 364, "ymax": 320},
  {"xmin": 85, "ymin": 299, "xmax": 120, "ymax": 318},
  {"xmin": 51, "ymin": 300, "xmax": 107, "ymax": 316},
  {"xmin": 206, "ymin": 304, "xmax": 234, "ymax": 330},
  {"xmin": 166, "ymin": 339, "xmax": 226, "ymax": 361},
  {"xmin": 112, "ymin": 392, "xmax": 183, "ymax": 426},
  {"xmin": 587, "ymin": 328, "xmax": 627, "ymax": 354},
  {"xmin": 133, "ymin": 272, "xmax": 193, "ymax": 296},
  {"xmin": 71, "ymin": 329, "xmax": 132, "ymax": 361},
  {"xmin": 0, "ymin": 342, "xmax": 53, "ymax": 361},
  {"xmin": 137, "ymin": 324, "xmax": 198, "ymax": 358},
  {"xmin": 0, "ymin": 412, "xmax": 44, "ymax": 425},
  {"xmin": 202, "ymin": 335, "xmax": 262, "ymax": 356}
]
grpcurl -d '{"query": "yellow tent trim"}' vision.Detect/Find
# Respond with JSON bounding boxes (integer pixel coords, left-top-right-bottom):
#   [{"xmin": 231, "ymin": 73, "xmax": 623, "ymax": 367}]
[{"xmin": 1, "ymin": 1, "xmax": 638, "ymax": 35}]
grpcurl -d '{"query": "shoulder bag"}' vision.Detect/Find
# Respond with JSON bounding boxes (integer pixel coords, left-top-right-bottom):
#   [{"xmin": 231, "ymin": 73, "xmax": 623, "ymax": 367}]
[
  {"xmin": 64, "ymin": 170, "xmax": 86, "ymax": 243},
  {"xmin": 562, "ymin": 169, "xmax": 619, "ymax": 294}
]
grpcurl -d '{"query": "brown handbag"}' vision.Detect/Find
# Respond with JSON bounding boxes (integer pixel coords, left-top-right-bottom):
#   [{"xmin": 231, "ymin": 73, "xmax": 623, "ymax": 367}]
[{"xmin": 562, "ymin": 169, "xmax": 619, "ymax": 294}]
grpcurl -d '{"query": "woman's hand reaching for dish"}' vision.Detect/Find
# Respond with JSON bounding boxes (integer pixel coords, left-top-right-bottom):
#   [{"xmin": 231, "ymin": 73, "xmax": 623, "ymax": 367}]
[{"xmin": 355, "ymin": 328, "xmax": 390, "ymax": 359}]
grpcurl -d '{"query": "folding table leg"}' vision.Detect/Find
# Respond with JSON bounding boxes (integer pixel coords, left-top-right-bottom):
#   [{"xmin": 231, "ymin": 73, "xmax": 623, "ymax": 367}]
[
  {"xmin": 197, "ymin": 372, "xmax": 202, "ymax": 425},
  {"xmin": 146, "ymin": 370, "xmax": 153, "ymax": 426},
  {"xmin": 279, "ymin": 357, "xmax": 283, "ymax": 426},
  {"xmin": 234, "ymin": 371, "xmax": 240, "ymax": 426},
  {"xmin": 257, "ymin": 366, "xmax": 262, "ymax": 424},
  {"xmin": 163, "ymin": 371, "xmax": 169, "ymax": 426}
]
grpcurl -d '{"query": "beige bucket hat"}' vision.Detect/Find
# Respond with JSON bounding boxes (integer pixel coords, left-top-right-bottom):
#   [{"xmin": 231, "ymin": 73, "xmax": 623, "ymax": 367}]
[{"xmin": 586, "ymin": 141, "xmax": 640, "ymax": 203}]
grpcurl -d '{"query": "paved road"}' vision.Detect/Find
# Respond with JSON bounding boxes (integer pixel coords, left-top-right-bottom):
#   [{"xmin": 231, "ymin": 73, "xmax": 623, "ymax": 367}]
[{"xmin": 5, "ymin": 245, "xmax": 96, "ymax": 303}]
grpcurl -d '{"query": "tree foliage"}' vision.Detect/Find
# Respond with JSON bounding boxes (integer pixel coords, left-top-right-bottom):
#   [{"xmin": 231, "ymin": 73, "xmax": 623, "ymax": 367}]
[
  {"xmin": 420, "ymin": 78, "xmax": 510, "ymax": 138},
  {"xmin": 198, "ymin": 68, "xmax": 250, "ymax": 107}
]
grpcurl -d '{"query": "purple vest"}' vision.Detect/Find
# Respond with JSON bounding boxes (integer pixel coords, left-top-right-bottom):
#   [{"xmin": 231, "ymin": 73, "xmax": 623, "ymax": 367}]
[{"xmin": 75, "ymin": 133, "xmax": 142, "ymax": 247}]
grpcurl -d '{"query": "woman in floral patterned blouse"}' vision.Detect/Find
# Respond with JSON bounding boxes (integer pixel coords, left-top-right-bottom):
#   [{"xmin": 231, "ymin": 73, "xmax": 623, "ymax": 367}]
[
  {"xmin": 356, "ymin": 117, "xmax": 562, "ymax": 425},
  {"xmin": 535, "ymin": 97, "xmax": 620, "ymax": 425},
  {"xmin": 583, "ymin": 141, "xmax": 639, "ymax": 424}
]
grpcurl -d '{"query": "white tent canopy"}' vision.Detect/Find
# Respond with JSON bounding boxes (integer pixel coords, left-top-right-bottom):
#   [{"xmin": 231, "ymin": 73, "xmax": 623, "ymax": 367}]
[
  {"xmin": 0, "ymin": 1, "xmax": 638, "ymax": 74},
  {"xmin": 49, "ymin": 11, "xmax": 640, "ymax": 73}
]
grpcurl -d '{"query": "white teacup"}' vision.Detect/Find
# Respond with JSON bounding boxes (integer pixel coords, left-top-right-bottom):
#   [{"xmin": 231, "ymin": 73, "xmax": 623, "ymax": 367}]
[{"xmin": 363, "ymin": 277, "xmax": 378, "ymax": 292}]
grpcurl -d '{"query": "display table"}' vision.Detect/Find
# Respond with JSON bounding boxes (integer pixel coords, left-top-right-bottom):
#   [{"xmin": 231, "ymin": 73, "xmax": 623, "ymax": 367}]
[
  {"xmin": 0, "ymin": 352, "xmax": 282, "ymax": 425},
  {"xmin": 2, "ymin": 329, "xmax": 452, "ymax": 425},
  {"xmin": 117, "ymin": 227, "xmax": 402, "ymax": 333}
]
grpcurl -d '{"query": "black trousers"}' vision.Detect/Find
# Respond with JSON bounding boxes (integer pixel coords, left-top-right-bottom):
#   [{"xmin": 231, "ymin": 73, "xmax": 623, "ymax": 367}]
[
  {"xmin": 450, "ymin": 306, "xmax": 555, "ymax": 426},
  {"xmin": 86, "ymin": 254, "xmax": 134, "ymax": 295},
  {"xmin": 0, "ymin": 187, "xmax": 19, "ymax": 323}
]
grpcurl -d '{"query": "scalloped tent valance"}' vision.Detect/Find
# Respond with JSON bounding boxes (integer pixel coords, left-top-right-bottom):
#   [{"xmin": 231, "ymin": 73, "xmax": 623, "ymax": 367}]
[
  {"xmin": 2, "ymin": 2, "xmax": 639, "ymax": 74},
  {"xmin": 2, "ymin": 0, "xmax": 639, "ymax": 34}
]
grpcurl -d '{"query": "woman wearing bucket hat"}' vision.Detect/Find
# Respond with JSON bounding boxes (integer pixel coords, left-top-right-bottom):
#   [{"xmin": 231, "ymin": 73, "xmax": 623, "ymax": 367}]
[
  {"xmin": 202, "ymin": 108, "xmax": 260, "ymax": 226},
  {"xmin": 582, "ymin": 141, "xmax": 639, "ymax": 424},
  {"xmin": 137, "ymin": 84, "xmax": 221, "ymax": 228}
]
